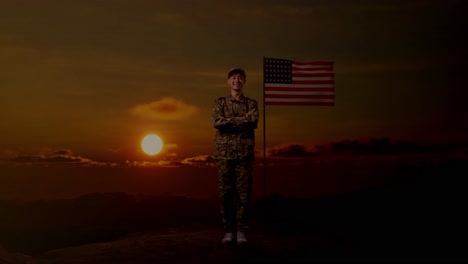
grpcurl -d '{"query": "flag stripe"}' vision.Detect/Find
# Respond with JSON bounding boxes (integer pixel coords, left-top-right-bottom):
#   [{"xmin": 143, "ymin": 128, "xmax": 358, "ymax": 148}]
[
  {"xmin": 266, "ymin": 98, "xmax": 335, "ymax": 102},
  {"xmin": 290, "ymin": 80, "xmax": 334, "ymax": 84},
  {"xmin": 265, "ymin": 101, "xmax": 335, "ymax": 106},
  {"xmin": 292, "ymin": 70, "xmax": 332, "ymax": 74},
  {"xmin": 264, "ymin": 83, "xmax": 333, "ymax": 88},
  {"xmin": 291, "ymin": 66, "xmax": 333, "ymax": 72},
  {"xmin": 265, "ymin": 87, "xmax": 334, "ymax": 92},
  {"xmin": 293, "ymin": 77, "xmax": 334, "ymax": 81},
  {"xmin": 265, "ymin": 91, "xmax": 334, "ymax": 95},
  {"xmin": 292, "ymin": 72, "xmax": 334, "ymax": 77},
  {"xmin": 292, "ymin": 61, "xmax": 334, "ymax": 66},
  {"xmin": 265, "ymin": 94, "xmax": 335, "ymax": 99}
]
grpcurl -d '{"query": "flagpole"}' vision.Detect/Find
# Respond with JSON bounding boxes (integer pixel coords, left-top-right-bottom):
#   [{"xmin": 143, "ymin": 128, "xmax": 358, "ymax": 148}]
[{"xmin": 262, "ymin": 57, "xmax": 267, "ymax": 200}]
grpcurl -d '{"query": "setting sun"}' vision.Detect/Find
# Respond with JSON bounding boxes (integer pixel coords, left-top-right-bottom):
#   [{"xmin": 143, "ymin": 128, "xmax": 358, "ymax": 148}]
[{"xmin": 141, "ymin": 134, "xmax": 163, "ymax": 155}]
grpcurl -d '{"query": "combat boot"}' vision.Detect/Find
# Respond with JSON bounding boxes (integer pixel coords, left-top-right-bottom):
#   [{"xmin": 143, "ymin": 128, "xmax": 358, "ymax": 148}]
[
  {"xmin": 221, "ymin": 232, "xmax": 234, "ymax": 244},
  {"xmin": 237, "ymin": 230, "xmax": 247, "ymax": 244}
]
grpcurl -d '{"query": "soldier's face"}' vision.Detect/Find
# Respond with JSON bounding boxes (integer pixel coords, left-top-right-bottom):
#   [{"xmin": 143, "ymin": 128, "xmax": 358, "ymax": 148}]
[{"xmin": 228, "ymin": 74, "xmax": 246, "ymax": 92}]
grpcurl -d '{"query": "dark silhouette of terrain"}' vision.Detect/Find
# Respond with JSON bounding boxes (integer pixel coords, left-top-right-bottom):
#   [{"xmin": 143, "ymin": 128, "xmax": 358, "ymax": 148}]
[
  {"xmin": 0, "ymin": 159, "xmax": 467, "ymax": 263},
  {"xmin": 0, "ymin": 193, "xmax": 219, "ymax": 255}
]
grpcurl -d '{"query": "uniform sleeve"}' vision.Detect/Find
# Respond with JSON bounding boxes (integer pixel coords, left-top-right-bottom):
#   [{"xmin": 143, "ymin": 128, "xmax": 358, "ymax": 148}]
[
  {"xmin": 231, "ymin": 99, "xmax": 259, "ymax": 129},
  {"xmin": 212, "ymin": 98, "xmax": 233, "ymax": 129}
]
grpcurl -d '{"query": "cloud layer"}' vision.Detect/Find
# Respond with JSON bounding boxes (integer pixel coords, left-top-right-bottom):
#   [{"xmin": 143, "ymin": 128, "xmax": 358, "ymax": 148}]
[
  {"xmin": 267, "ymin": 144, "xmax": 316, "ymax": 158},
  {"xmin": 5, "ymin": 148, "xmax": 116, "ymax": 167},
  {"xmin": 130, "ymin": 97, "xmax": 199, "ymax": 121},
  {"xmin": 264, "ymin": 138, "xmax": 468, "ymax": 158},
  {"xmin": 2, "ymin": 138, "xmax": 466, "ymax": 168}
]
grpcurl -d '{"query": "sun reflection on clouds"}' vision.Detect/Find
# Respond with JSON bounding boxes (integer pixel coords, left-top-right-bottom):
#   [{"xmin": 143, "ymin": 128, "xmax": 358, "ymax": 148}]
[
  {"xmin": 125, "ymin": 160, "xmax": 180, "ymax": 168},
  {"xmin": 180, "ymin": 155, "xmax": 216, "ymax": 167},
  {"xmin": 124, "ymin": 155, "xmax": 217, "ymax": 168}
]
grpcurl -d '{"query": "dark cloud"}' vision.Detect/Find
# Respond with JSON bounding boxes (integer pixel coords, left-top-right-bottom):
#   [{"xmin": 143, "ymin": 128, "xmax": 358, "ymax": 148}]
[
  {"xmin": 52, "ymin": 149, "xmax": 73, "ymax": 156},
  {"xmin": 10, "ymin": 149, "xmax": 84, "ymax": 164},
  {"xmin": 267, "ymin": 144, "xmax": 317, "ymax": 158},
  {"xmin": 8, "ymin": 148, "xmax": 116, "ymax": 167},
  {"xmin": 9, "ymin": 155, "xmax": 43, "ymax": 163},
  {"xmin": 316, "ymin": 138, "xmax": 468, "ymax": 155},
  {"xmin": 265, "ymin": 138, "xmax": 468, "ymax": 159},
  {"xmin": 130, "ymin": 97, "xmax": 199, "ymax": 121}
]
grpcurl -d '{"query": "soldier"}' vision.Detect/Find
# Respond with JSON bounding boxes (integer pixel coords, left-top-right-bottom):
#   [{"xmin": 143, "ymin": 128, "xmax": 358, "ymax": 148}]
[{"xmin": 212, "ymin": 67, "xmax": 259, "ymax": 245}]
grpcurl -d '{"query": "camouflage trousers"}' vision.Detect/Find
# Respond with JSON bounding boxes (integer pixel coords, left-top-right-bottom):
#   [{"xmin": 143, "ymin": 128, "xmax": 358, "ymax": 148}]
[{"xmin": 216, "ymin": 159, "xmax": 253, "ymax": 232}]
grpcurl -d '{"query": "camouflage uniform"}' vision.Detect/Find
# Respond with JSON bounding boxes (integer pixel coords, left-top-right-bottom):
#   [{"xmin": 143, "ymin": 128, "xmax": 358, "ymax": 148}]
[{"xmin": 212, "ymin": 94, "xmax": 259, "ymax": 232}]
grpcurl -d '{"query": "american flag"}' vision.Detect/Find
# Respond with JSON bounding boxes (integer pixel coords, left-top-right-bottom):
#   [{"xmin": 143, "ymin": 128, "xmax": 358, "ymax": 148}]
[{"xmin": 263, "ymin": 58, "xmax": 335, "ymax": 106}]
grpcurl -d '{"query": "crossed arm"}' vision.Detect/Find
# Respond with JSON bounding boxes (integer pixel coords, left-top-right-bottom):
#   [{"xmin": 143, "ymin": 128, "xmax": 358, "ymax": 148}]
[{"xmin": 212, "ymin": 99, "xmax": 259, "ymax": 130}]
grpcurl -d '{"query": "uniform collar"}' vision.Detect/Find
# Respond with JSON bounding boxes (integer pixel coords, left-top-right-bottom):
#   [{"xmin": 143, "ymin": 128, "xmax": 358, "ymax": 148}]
[{"xmin": 227, "ymin": 93, "xmax": 245, "ymax": 102}]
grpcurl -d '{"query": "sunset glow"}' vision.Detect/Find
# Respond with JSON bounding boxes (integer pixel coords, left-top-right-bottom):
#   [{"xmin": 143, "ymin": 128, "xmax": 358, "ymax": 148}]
[{"xmin": 141, "ymin": 134, "xmax": 163, "ymax": 156}]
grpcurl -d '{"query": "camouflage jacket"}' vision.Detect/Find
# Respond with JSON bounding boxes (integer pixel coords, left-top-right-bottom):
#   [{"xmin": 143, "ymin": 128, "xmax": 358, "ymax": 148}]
[{"xmin": 212, "ymin": 94, "xmax": 259, "ymax": 160}]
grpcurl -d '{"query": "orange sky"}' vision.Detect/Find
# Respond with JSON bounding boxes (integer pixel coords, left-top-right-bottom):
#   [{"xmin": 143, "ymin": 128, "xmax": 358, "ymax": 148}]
[{"xmin": 1, "ymin": 0, "xmax": 467, "ymax": 168}]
